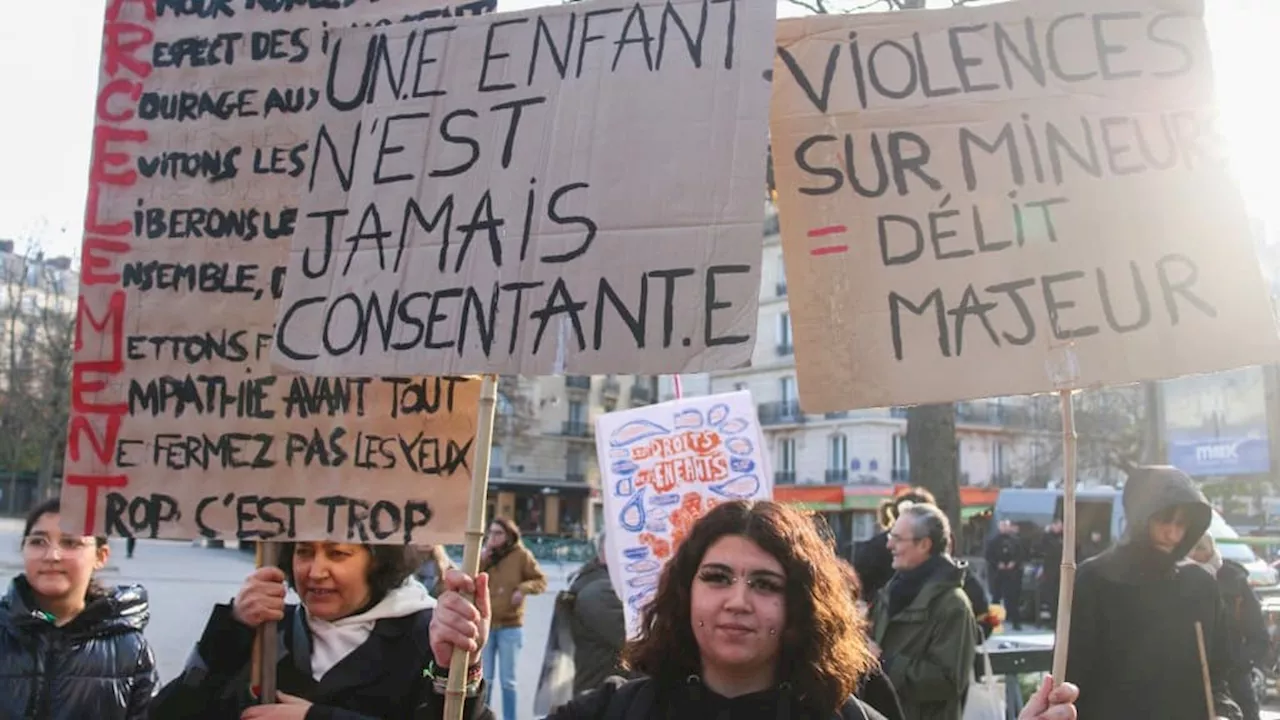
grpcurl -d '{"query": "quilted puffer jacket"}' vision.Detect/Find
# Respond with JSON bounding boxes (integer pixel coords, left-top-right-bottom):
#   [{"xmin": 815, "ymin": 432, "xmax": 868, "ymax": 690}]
[{"xmin": 0, "ymin": 575, "xmax": 157, "ymax": 720}]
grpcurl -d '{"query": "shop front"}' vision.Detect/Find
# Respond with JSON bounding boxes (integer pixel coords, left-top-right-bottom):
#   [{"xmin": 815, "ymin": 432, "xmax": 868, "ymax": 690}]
[{"xmin": 487, "ymin": 478, "xmax": 592, "ymax": 538}]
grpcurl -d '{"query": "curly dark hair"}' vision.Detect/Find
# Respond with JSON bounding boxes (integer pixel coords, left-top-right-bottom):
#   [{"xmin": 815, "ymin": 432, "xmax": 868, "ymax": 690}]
[
  {"xmin": 278, "ymin": 542, "xmax": 422, "ymax": 604},
  {"xmin": 624, "ymin": 500, "xmax": 875, "ymax": 714}
]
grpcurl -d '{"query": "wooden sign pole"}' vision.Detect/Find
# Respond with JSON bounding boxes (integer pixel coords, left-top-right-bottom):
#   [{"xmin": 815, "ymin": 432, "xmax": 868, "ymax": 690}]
[
  {"xmin": 250, "ymin": 541, "xmax": 281, "ymax": 704},
  {"xmin": 444, "ymin": 374, "xmax": 500, "ymax": 720},
  {"xmin": 1051, "ymin": 389, "xmax": 1077, "ymax": 685}
]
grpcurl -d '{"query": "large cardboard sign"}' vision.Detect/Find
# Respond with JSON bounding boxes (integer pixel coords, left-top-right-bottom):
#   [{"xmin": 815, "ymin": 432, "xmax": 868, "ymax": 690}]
[
  {"xmin": 595, "ymin": 391, "xmax": 770, "ymax": 637},
  {"xmin": 271, "ymin": 0, "xmax": 775, "ymax": 378},
  {"xmin": 64, "ymin": 0, "xmax": 495, "ymax": 544},
  {"xmin": 770, "ymin": 0, "xmax": 1280, "ymax": 412}
]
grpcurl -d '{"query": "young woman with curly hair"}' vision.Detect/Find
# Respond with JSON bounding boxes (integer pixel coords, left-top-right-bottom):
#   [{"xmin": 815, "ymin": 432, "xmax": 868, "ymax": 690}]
[{"xmin": 424, "ymin": 501, "xmax": 1080, "ymax": 720}]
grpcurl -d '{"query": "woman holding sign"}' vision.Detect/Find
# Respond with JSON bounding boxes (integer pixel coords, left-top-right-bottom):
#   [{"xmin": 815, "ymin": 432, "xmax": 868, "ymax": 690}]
[
  {"xmin": 149, "ymin": 541, "xmax": 489, "ymax": 720},
  {"xmin": 424, "ymin": 501, "xmax": 1080, "ymax": 720}
]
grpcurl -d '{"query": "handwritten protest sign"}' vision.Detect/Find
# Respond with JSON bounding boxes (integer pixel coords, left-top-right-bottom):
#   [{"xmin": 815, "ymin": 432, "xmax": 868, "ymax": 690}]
[
  {"xmin": 595, "ymin": 391, "xmax": 770, "ymax": 637},
  {"xmin": 64, "ymin": 0, "xmax": 496, "ymax": 543},
  {"xmin": 270, "ymin": 0, "xmax": 775, "ymax": 378},
  {"xmin": 770, "ymin": 0, "xmax": 1280, "ymax": 412}
]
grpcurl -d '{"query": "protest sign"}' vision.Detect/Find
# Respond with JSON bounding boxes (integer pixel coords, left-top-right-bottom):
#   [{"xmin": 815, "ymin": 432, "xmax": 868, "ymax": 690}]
[
  {"xmin": 270, "ymin": 0, "xmax": 775, "ymax": 378},
  {"xmin": 770, "ymin": 0, "xmax": 1280, "ymax": 412},
  {"xmin": 64, "ymin": 0, "xmax": 495, "ymax": 543},
  {"xmin": 595, "ymin": 390, "xmax": 770, "ymax": 637}
]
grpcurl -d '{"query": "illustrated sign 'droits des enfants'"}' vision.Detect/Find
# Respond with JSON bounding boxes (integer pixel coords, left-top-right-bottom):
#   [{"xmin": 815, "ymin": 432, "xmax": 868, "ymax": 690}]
[
  {"xmin": 269, "ymin": 0, "xmax": 775, "ymax": 378},
  {"xmin": 594, "ymin": 391, "xmax": 770, "ymax": 638},
  {"xmin": 64, "ymin": 0, "xmax": 497, "ymax": 545},
  {"xmin": 770, "ymin": 0, "xmax": 1280, "ymax": 412}
]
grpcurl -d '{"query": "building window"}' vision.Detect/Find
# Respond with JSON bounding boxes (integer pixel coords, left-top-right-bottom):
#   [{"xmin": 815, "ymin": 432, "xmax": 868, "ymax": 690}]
[
  {"xmin": 776, "ymin": 312, "xmax": 793, "ymax": 353},
  {"xmin": 892, "ymin": 434, "xmax": 910, "ymax": 482},
  {"xmin": 491, "ymin": 445, "xmax": 504, "ymax": 475},
  {"xmin": 828, "ymin": 434, "xmax": 847, "ymax": 471},
  {"xmin": 780, "ymin": 437, "xmax": 796, "ymax": 472},
  {"xmin": 779, "ymin": 376, "xmax": 796, "ymax": 405},
  {"xmin": 568, "ymin": 401, "xmax": 584, "ymax": 424}
]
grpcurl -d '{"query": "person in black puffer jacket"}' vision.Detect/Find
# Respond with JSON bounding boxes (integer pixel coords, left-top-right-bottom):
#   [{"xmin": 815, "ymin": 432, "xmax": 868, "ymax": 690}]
[{"xmin": 0, "ymin": 498, "xmax": 157, "ymax": 720}]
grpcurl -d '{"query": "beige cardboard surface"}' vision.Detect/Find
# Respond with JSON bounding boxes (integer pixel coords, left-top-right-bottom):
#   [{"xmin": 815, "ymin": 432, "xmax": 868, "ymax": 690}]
[
  {"xmin": 770, "ymin": 0, "xmax": 1280, "ymax": 413},
  {"xmin": 271, "ymin": 0, "xmax": 775, "ymax": 378},
  {"xmin": 62, "ymin": 0, "xmax": 494, "ymax": 544}
]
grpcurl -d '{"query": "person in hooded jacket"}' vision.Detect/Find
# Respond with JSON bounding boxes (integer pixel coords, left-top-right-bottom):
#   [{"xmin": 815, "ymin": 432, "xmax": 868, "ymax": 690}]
[
  {"xmin": 423, "ymin": 500, "xmax": 1080, "ymax": 720},
  {"xmin": 0, "ymin": 497, "xmax": 157, "ymax": 720},
  {"xmin": 1186, "ymin": 533, "xmax": 1268, "ymax": 720},
  {"xmin": 1066, "ymin": 465, "xmax": 1243, "ymax": 720},
  {"xmin": 870, "ymin": 504, "xmax": 976, "ymax": 720},
  {"xmin": 150, "ymin": 540, "xmax": 488, "ymax": 720},
  {"xmin": 563, "ymin": 533, "xmax": 628, "ymax": 695}
]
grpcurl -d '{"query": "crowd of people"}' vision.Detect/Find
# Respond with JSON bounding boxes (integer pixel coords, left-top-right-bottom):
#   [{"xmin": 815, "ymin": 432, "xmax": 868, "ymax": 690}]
[
  {"xmin": 0, "ymin": 493, "xmax": 1081, "ymax": 720},
  {"xmin": 4, "ymin": 464, "xmax": 1264, "ymax": 719}
]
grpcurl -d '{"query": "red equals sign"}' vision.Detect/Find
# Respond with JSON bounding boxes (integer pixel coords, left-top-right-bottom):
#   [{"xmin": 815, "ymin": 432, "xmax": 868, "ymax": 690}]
[{"xmin": 808, "ymin": 225, "xmax": 849, "ymax": 256}]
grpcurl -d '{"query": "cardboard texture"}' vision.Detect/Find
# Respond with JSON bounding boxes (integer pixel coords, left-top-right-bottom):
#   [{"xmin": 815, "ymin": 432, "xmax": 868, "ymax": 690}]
[
  {"xmin": 64, "ymin": 0, "xmax": 495, "ymax": 544},
  {"xmin": 595, "ymin": 390, "xmax": 771, "ymax": 638},
  {"xmin": 770, "ymin": 0, "xmax": 1280, "ymax": 412},
  {"xmin": 271, "ymin": 0, "xmax": 775, "ymax": 378}
]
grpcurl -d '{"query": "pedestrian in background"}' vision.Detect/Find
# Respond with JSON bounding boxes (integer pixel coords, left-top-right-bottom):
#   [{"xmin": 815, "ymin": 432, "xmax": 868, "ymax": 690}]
[
  {"xmin": 1186, "ymin": 533, "xmax": 1267, "ymax": 720},
  {"xmin": 984, "ymin": 521, "xmax": 1026, "ymax": 630},
  {"xmin": 871, "ymin": 504, "xmax": 977, "ymax": 720},
  {"xmin": 0, "ymin": 498, "xmax": 157, "ymax": 719},
  {"xmin": 564, "ymin": 532, "xmax": 627, "ymax": 695},
  {"xmin": 479, "ymin": 516, "xmax": 547, "ymax": 720},
  {"xmin": 856, "ymin": 487, "xmax": 937, "ymax": 604},
  {"xmin": 1066, "ymin": 465, "xmax": 1242, "ymax": 720},
  {"xmin": 417, "ymin": 544, "xmax": 454, "ymax": 598},
  {"xmin": 1036, "ymin": 519, "xmax": 1065, "ymax": 628}
]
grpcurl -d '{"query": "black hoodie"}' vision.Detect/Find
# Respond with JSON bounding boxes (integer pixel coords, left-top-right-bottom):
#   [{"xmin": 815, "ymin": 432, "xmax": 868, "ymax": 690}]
[{"xmin": 1065, "ymin": 466, "xmax": 1241, "ymax": 720}]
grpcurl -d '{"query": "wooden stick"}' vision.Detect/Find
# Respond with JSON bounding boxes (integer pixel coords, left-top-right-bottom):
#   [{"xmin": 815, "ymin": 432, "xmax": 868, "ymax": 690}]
[
  {"xmin": 251, "ymin": 543, "xmax": 264, "ymax": 693},
  {"xmin": 443, "ymin": 374, "xmax": 500, "ymax": 720},
  {"xmin": 1195, "ymin": 622, "xmax": 1215, "ymax": 720},
  {"xmin": 1051, "ymin": 389, "xmax": 1077, "ymax": 685},
  {"xmin": 256, "ymin": 542, "xmax": 281, "ymax": 704}
]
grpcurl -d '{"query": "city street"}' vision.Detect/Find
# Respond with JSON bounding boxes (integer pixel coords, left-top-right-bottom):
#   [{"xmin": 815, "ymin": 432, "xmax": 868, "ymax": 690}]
[{"xmin": 3, "ymin": 521, "xmax": 1280, "ymax": 719}]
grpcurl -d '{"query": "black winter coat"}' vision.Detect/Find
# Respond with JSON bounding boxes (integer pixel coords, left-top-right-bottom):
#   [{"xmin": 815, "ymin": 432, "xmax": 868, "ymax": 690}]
[
  {"xmin": 1065, "ymin": 466, "xmax": 1242, "ymax": 720},
  {"xmin": 150, "ymin": 602, "xmax": 489, "ymax": 720},
  {"xmin": 0, "ymin": 576, "xmax": 157, "ymax": 720},
  {"xmin": 542, "ymin": 675, "xmax": 887, "ymax": 720}
]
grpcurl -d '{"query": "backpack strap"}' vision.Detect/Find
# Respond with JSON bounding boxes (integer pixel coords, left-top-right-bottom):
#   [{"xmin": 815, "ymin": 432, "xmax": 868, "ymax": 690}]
[{"xmin": 603, "ymin": 678, "xmax": 657, "ymax": 720}]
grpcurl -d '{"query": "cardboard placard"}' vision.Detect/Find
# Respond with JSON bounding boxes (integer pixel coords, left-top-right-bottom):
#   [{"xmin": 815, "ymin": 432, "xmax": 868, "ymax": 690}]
[
  {"xmin": 64, "ymin": 0, "xmax": 495, "ymax": 544},
  {"xmin": 271, "ymin": 0, "xmax": 775, "ymax": 378},
  {"xmin": 770, "ymin": 0, "xmax": 1280, "ymax": 412},
  {"xmin": 595, "ymin": 390, "xmax": 771, "ymax": 638}
]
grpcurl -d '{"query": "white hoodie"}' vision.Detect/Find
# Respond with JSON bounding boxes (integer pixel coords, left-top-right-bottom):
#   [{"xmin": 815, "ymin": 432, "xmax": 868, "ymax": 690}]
[{"xmin": 305, "ymin": 577, "xmax": 435, "ymax": 680}]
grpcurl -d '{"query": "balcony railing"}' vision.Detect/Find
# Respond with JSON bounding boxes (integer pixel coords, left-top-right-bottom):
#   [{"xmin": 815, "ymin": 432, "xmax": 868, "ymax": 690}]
[
  {"xmin": 601, "ymin": 377, "xmax": 620, "ymax": 398},
  {"xmin": 825, "ymin": 411, "xmax": 848, "ymax": 420},
  {"xmin": 562, "ymin": 421, "xmax": 592, "ymax": 438},
  {"xmin": 775, "ymin": 470, "xmax": 796, "ymax": 485},
  {"xmin": 758, "ymin": 400, "xmax": 805, "ymax": 425},
  {"xmin": 565, "ymin": 472, "xmax": 585, "ymax": 484},
  {"xmin": 825, "ymin": 469, "xmax": 849, "ymax": 484},
  {"xmin": 565, "ymin": 376, "xmax": 591, "ymax": 390}
]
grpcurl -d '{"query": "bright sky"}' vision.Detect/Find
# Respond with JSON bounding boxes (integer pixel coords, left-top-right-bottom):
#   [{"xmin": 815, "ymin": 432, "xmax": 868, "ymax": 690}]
[{"xmin": 0, "ymin": 0, "xmax": 1271, "ymax": 259}]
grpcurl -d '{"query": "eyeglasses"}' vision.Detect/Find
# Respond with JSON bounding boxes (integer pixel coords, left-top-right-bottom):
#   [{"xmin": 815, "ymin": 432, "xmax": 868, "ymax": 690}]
[
  {"xmin": 22, "ymin": 536, "xmax": 96, "ymax": 556},
  {"xmin": 887, "ymin": 532, "xmax": 921, "ymax": 544}
]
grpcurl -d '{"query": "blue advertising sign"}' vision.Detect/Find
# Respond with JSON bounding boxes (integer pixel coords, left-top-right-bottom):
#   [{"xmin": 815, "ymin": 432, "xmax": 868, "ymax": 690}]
[{"xmin": 1167, "ymin": 434, "xmax": 1270, "ymax": 476}]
